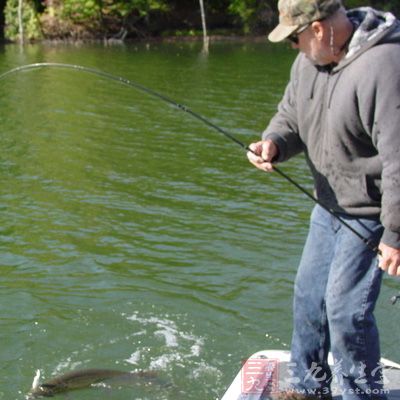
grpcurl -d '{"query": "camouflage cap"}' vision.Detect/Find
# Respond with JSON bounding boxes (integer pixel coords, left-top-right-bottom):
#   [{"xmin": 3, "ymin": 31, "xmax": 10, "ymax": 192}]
[{"xmin": 268, "ymin": 0, "xmax": 342, "ymax": 42}]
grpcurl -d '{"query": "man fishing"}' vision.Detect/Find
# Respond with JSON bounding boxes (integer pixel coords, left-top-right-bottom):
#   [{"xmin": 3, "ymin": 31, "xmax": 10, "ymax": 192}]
[{"xmin": 247, "ymin": 0, "xmax": 400, "ymax": 399}]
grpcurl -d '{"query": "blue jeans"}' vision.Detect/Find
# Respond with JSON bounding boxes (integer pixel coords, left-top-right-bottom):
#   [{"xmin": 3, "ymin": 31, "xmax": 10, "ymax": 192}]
[{"xmin": 289, "ymin": 205, "xmax": 385, "ymax": 400}]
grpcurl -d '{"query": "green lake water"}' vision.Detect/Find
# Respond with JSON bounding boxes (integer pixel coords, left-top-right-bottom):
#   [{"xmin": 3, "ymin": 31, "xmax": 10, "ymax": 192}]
[{"xmin": 0, "ymin": 41, "xmax": 398, "ymax": 399}]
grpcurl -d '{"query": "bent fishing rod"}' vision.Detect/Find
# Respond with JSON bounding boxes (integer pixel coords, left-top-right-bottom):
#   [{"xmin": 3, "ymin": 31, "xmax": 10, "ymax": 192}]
[{"xmin": 0, "ymin": 62, "xmax": 379, "ymax": 254}]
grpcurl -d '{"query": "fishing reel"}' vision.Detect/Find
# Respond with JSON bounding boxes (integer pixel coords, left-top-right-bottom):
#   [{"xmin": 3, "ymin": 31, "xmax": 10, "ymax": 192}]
[{"xmin": 390, "ymin": 292, "xmax": 400, "ymax": 305}]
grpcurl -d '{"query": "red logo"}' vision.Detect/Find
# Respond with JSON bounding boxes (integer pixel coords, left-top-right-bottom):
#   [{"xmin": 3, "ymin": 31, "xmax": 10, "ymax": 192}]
[{"xmin": 241, "ymin": 358, "xmax": 279, "ymax": 394}]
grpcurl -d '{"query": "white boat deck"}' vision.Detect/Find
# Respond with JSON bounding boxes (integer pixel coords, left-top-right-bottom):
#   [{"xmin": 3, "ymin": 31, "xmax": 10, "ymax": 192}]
[{"xmin": 221, "ymin": 350, "xmax": 400, "ymax": 400}]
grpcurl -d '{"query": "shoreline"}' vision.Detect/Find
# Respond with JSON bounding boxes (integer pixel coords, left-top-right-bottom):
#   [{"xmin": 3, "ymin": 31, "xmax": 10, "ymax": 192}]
[{"xmin": 1, "ymin": 34, "xmax": 270, "ymax": 46}]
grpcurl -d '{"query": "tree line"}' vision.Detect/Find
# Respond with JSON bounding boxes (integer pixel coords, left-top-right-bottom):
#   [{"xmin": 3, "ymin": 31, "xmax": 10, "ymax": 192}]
[{"xmin": 3, "ymin": 0, "xmax": 399, "ymax": 43}]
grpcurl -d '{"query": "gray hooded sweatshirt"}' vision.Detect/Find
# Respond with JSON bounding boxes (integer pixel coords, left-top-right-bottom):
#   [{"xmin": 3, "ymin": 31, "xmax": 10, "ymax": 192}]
[{"xmin": 263, "ymin": 7, "xmax": 400, "ymax": 248}]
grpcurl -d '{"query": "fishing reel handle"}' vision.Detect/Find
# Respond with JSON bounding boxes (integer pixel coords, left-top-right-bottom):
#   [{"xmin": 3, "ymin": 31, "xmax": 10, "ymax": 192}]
[{"xmin": 391, "ymin": 293, "xmax": 400, "ymax": 305}]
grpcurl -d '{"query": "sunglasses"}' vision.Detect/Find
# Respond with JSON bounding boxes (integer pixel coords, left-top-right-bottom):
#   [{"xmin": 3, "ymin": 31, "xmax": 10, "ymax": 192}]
[{"xmin": 287, "ymin": 24, "xmax": 310, "ymax": 44}]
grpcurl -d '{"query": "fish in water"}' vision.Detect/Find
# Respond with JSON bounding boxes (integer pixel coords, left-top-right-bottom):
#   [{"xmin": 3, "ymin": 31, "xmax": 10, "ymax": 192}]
[{"xmin": 27, "ymin": 368, "xmax": 161, "ymax": 398}]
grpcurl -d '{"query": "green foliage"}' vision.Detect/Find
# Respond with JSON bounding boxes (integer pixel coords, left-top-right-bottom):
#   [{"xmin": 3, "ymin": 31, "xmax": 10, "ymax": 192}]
[
  {"xmin": 2, "ymin": 0, "xmax": 400, "ymax": 41},
  {"xmin": 343, "ymin": 0, "xmax": 399, "ymax": 13},
  {"xmin": 228, "ymin": 0, "xmax": 256, "ymax": 24},
  {"xmin": 4, "ymin": 0, "xmax": 42, "ymax": 41},
  {"xmin": 63, "ymin": 0, "xmax": 101, "ymax": 23},
  {"xmin": 53, "ymin": 0, "xmax": 168, "ymax": 37},
  {"xmin": 60, "ymin": 0, "xmax": 168, "ymax": 23},
  {"xmin": 35, "ymin": 0, "xmax": 169, "ymax": 39},
  {"xmin": 228, "ymin": 0, "xmax": 273, "ymax": 34},
  {"xmin": 101, "ymin": 0, "xmax": 168, "ymax": 18}
]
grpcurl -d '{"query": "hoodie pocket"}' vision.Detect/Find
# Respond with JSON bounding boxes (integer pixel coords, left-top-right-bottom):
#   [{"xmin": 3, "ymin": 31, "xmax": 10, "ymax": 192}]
[
  {"xmin": 329, "ymin": 173, "xmax": 379, "ymax": 209},
  {"xmin": 365, "ymin": 174, "xmax": 382, "ymax": 203}
]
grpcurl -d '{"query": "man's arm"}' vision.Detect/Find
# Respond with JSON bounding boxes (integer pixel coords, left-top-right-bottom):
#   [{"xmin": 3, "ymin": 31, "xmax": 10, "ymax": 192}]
[{"xmin": 359, "ymin": 47, "xmax": 400, "ymax": 275}]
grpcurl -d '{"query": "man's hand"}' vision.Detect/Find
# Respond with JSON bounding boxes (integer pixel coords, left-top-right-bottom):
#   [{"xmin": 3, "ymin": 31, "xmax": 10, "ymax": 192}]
[
  {"xmin": 378, "ymin": 242, "xmax": 400, "ymax": 276},
  {"xmin": 247, "ymin": 140, "xmax": 278, "ymax": 172}
]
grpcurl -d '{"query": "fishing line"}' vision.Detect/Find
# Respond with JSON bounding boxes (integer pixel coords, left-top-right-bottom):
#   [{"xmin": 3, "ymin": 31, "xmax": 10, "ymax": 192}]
[{"xmin": 0, "ymin": 62, "xmax": 380, "ymax": 254}]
